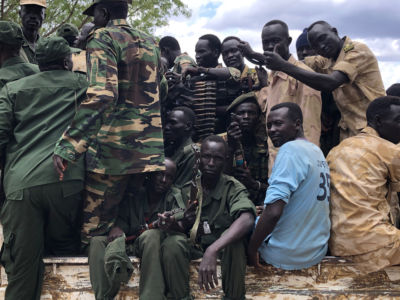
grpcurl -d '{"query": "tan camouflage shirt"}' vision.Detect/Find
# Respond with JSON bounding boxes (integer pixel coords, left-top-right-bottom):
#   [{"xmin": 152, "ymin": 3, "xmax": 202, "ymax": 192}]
[
  {"xmin": 305, "ymin": 37, "xmax": 385, "ymax": 140},
  {"xmin": 327, "ymin": 126, "xmax": 400, "ymax": 257},
  {"xmin": 258, "ymin": 55, "xmax": 321, "ymax": 173}
]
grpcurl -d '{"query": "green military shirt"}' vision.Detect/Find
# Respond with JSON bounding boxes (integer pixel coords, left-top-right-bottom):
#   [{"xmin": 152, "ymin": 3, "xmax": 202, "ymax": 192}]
[
  {"xmin": 19, "ymin": 33, "xmax": 38, "ymax": 64},
  {"xmin": 180, "ymin": 174, "xmax": 256, "ymax": 247},
  {"xmin": 0, "ymin": 56, "xmax": 39, "ymax": 90},
  {"xmin": 114, "ymin": 186, "xmax": 183, "ymax": 236},
  {"xmin": 169, "ymin": 137, "xmax": 199, "ymax": 188},
  {"xmin": 54, "ymin": 19, "xmax": 165, "ymax": 175},
  {"xmin": 172, "ymin": 52, "xmax": 197, "ymax": 74},
  {"xmin": 0, "ymin": 70, "xmax": 88, "ymax": 200}
]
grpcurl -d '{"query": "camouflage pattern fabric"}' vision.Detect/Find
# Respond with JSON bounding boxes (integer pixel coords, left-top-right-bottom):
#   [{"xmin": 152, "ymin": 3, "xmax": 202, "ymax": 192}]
[
  {"xmin": 172, "ymin": 52, "xmax": 196, "ymax": 74},
  {"xmin": 54, "ymin": 19, "xmax": 165, "ymax": 175},
  {"xmin": 327, "ymin": 127, "xmax": 400, "ymax": 273}
]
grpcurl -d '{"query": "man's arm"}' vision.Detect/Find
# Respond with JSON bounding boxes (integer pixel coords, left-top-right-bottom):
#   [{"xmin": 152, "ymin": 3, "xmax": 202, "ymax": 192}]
[
  {"xmin": 247, "ymin": 200, "xmax": 285, "ymax": 267},
  {"xmin": 53, "ymin": 29, "xmax": 119, "ymax": 165},
  {"xmin": 0, "ymin": 86, "xmax": 14, "ymax": 162},
  {"xmin": 198, "ymin": 211, "xmax": 254, "ymax": 291},
  {"xmin": 263, "ymin": 50, "xmax": 349, "ymax": 92}
]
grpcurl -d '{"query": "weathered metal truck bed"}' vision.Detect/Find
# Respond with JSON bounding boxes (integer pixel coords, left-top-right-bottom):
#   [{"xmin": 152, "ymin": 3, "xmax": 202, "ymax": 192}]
[{"xmin": 1, "ymin": 256, "xmax": 400, "ymax": 299}]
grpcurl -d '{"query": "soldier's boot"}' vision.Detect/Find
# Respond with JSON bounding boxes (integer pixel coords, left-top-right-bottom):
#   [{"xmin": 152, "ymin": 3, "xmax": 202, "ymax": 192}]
[
  {"xmin": 161, "ymin": 234, "xmax": 192, "ymax": 300},
  {"xmin": 221, "ymin": 238, "xmax": 247, "ymax": 300},
  {"xmin": 135, "ymin": 229, "xmax": 166, "ymax": 300}
]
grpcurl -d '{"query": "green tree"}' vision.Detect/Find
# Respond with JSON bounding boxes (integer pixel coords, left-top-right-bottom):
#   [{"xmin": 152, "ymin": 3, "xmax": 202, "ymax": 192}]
[{"xmin": 0, "ymin": 0, "xmax": 190, "ymax": 35}]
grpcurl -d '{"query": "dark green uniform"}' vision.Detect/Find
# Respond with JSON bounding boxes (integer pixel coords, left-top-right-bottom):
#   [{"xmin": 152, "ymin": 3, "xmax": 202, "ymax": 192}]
[
  {"xmin": 0, "ymin": 56, "xmax": 39, "ymax": 89},
  {"xmin": 0, "ymin": 37, "xmax": 88, "ymax": 300},
  {"xmin": 19, "ymin": 32, "xmax": 38, "ymax": 64},
  {"xmin": 89, "ymin": 186, "xmax": 183, "ymax": 300},
  {"xmin": 169, "ymin": 137, "xmax": 198, "ymax": 188},
  {"xmin": 53, "ymin": 18, "xmax": 166, "ymax": 247},
  {"xmin": 161, "ymin": 175, "xmax": 256, "ymax": 300}
]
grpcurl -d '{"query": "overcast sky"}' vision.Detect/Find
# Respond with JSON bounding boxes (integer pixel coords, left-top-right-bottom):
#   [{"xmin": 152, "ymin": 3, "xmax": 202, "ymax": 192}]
[{"xmin": 156, "ymin": 0, "xmax": 400, "ymax": 89}]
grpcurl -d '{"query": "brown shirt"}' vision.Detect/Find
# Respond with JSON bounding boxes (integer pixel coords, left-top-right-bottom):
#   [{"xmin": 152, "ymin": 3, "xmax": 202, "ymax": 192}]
[
  {"xmin": 258, "ymin": 55, "xmax": 321, "ymax": 173},
  {"xmin": 305, "ymin": 37, "xmax": 385, "ymax": 139},
  {"xmin": 327, "ymin": 127, "xmax": 400, "ymax": 257}
]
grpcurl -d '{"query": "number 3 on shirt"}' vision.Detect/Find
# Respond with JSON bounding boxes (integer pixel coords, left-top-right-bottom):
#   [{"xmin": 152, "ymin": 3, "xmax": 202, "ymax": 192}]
[{"xmin": 317, "ymin": 173, "xmax": 330, "ymax": 201}]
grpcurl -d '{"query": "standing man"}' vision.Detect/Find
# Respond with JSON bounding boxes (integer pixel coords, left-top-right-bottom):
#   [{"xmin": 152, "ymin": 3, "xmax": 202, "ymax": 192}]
[
  {"xmin": 53, "ymin": 0, "xmax": 165, "ymax": 250},
  {"xmin": 164, "ymin": 106, "xmax": 198, "ymax": 188},
  {"xmin": 239, "ymin": 20, "xmax": 321, "ymax": 172},
  {"xmin": 327, "ymin": 96, "xmax": 400, "ymax": 274},
  {"xmin": 159, "ymin": 36, "xmax": 196, "ymax": 74},
  {"xmin": 295, "ymin": 28, "xmax": 316, "ymax": 61},
  {"xmin": 0, "ymin": 36, "xmax": 87, "ymax": 300},
  {"xmin": 261, "ymin": 21, "xmax": 385, "ymax": 140},
  {"xmin": 0, "ymin": 21, "xmax": 39, "ymax": 89},
  {"xmin": 248, "ymin": 103, "xmax": 330, "ymax": 270},
  {"xmin": 19, "ymin": 0, "xmax": 46, "ymax": 64},
  {"xmin": 161, "ymin": 135, "xmax": 256, "ymax": 300},
  {"xmin": 56, "ymin": 23, "xmax": 79, "ymax": 47}
]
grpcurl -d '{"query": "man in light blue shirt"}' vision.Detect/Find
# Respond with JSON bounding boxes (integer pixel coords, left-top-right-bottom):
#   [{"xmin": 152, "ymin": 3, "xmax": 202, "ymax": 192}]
[{"xmin": 248, "ymin": 102, "xmax": 330, "ymax": 270}]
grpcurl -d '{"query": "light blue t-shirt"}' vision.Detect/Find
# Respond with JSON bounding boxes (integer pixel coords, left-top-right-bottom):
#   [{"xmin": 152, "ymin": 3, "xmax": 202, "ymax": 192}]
[{"xmin": 257, "ymin": 139, "xmax": 330, "ymax": 270}]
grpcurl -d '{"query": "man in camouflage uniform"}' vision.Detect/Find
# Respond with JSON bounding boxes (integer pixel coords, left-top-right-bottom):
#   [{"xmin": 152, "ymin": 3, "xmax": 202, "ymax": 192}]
[
  {"xmin": 56, "ymin": 23, "xmax": 79, "ymax": 47},
  {"xmin": 159, "ymin": 36, "xmax": 196, "ymax": 74},
  {"xmin": 89, "ymin": 158, "xmax": 183, "ymax": 300},
  {"xmin": 0, "ymin": 21, "xmax": 39, "ymax": 90},
  {"xmin": 161, "ymin": 135, "xmax": 256, "ymax": 300},
  {"xmin": 53, "ymin": 0, "xmax": 165, "ymax": 250},
  {"xmin": 164, "ymin": 106, "xmax": 199, "ymax": 188},
  {"xmin": 225, "ymin": 92, "xmax": 268, "ymax": 207},
  {"xmin": 19, "ymin": 0, "xmax": 46, "ymax": 64},
  {"xmin": 328, "ymin": 96, "xmax": 400, "ymax": 274},
  {"xmin": 0, "ymin": 36, "xmax": 87, "ymax": 300}
]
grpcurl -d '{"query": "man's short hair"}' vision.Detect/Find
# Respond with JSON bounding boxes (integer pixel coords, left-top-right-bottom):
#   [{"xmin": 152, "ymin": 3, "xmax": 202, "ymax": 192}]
[
  {"xmin": 366, "ymin": 96, "xmax": 400, "ymax": 123},
  {"xmin": 222, "ymin": 36, "xmax": 241, "ymax": 45},
  {"xmin": 263, "ymin": 20, "xmax": 289, "ymax": 36},
  {"xmin": 270, "ymin": 102, "xmax": 303, "ymax": 124},
  {"xmin": 386, "ymin": 83, "xmax": 400, "ymax": 97},
  {"xmin": 98, "ymin": 1, "xmax": 128, "ymax": 19},
  {"xmin": 159, "ymin": 36, "xmax": 181, "ymax": 51},
  {"xmin": 199, "ymin": 34, "xmax": 221, "ymax": 55},
  {"xmin": 307, "ymin": 20, "xmax": 332, "ymax": 32},
  {"xmin": 171, "ymin": 106, "xmax": 196, "ymax": 128},
  {"xmin": 201, "ymin": 135, "xmax": 227, "ymax": 155}
]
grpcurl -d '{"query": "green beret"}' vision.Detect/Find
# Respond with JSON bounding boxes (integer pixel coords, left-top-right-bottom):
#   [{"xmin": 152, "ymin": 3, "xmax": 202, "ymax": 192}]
[
  {"xmin": 226, "ymin": 91, "xmax": 258, "ymax": 112},
  {"xmin": 57, "ymin": 23, "xmax": 79, "ymax": 38},
  {"xmin": 0, "ymin": 21, "xmax": 23, "ymax": 46},
  {"xmin": 83, "ymin": 0, "xmax": 132, "ymax": 16},
  {"xmin": 36, "ymin": 36, "xmax": 80, "ymax": 64}
]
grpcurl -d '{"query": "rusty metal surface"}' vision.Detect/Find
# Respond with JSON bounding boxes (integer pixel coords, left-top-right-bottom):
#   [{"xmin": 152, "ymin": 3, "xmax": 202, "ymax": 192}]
[{"xmin": 1, "ymin": 256, "xmax": 400, "ymax": 299}]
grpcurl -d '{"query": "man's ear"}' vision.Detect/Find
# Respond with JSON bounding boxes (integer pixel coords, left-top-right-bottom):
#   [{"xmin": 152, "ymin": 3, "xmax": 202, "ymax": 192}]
[
  {"xmin": 287, "ymin": 36, "xmax": 292, "ymax": 47},
  {"xmin": 212, "ymin": 48, "xmax": 220, "ymax": 60},
  {"xmin": 332, "ymin": 27, "xmax": 339, "ymax": 36},
  {"xmin": 374, "ymin": 114, "xmax": 382, "ymax": 128}
]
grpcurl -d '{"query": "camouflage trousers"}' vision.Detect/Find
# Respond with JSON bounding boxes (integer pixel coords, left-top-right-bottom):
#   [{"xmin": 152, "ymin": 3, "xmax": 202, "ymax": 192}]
[{"xmin": 81, "ymin": 172, "xmax": 145, "ymax": 251}]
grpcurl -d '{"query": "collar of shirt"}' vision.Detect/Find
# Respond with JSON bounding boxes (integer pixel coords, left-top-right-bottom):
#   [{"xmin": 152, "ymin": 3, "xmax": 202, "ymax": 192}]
[
  {"xmin": 360, "ymin": 126, "xmax": 379, "ymax": 137},
  {"xmin": 107, "ymin": 19, "xmax": 129, "ymax": 27},
  {"xmin": 2, "ymin": 56, "xmax": 26, "ymax": 68},
  {"xmin": 22, "ymin": 32, "xmax": 39, "ymax": 49},
  {"xmin": 201, "ymin": 175, "xmax": 225, "ymax": 207}
]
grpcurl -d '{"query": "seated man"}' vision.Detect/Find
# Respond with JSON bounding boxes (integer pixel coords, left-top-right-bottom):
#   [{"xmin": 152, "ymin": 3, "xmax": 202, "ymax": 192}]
[
  {"xmin": 225, "ymin": 92, "xmax": 268, "ymax": 206},
  {"xmin": 164, "ymin": 106, "xmax": 199, "ymax": 187},
  {"xmin": 89, "ymin": 158, "xmax": 183, "ymax": 300},
  {"xmin": 160, "ymin": 135, "xmax": 256, "ymax": 300},
  {"xmin": 327, "ymin": 96, "xmax": 400, "ymax": 274},
  {"xmin": 248, "ymin": 102, "xmax": 330, "ymax": 270},
  {"xmin": 0, "ymin": 36, "xmax": 87, "ymax": 300}
]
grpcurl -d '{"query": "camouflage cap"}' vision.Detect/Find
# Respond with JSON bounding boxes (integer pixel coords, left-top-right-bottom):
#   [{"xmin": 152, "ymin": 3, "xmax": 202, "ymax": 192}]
[
  {"xmin": 83, "ymin": 0, "xmax": 132, "ymax": 16},
  {"xmin": 0, "ymin": 21, "xmax": 24, "ymax": 46},
  {"xmin": 57, "ymin": 23, "xmax": 79, "ymax": 38},
  {"xmin": 226, "ymin": 91, "xmax": 258, "ymax": 112},
  {"xmin": 20, "ymin": 0, "xmax": 46, "ymax": 8},
  {"xmin": 36, "ymin": 36, "xmax": 80, "ymax": 64}
]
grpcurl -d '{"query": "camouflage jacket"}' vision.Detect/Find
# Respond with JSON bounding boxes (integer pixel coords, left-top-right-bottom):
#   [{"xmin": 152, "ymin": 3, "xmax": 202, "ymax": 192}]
[
  {"xmin": 54, "ymin": 19, "xmax": 165, "ymax": 175},
  {"xmin": 172, "ymin": 52, "xmax": 196, "ymax": 74}
]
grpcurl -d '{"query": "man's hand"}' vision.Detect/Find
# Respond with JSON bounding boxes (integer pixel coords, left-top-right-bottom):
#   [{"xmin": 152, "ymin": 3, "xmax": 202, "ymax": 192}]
[
  {"xmin": 157, "ymin": 211, "xmax": 176, "ymax": 230},
  {"xmin": 247, "ymin": 248, "xmax": 261, "ymax": 268},
  {"xmin": 165, "ymin": 71, "xmax": 182, "ymax": 88},
  {"xmin": 53, "ymin": 154, "xmax": 68, "ymax": 181},
  {"xmin": 233, "ymin": 167, "xmax": 257, "ymax": 190},
  {"xmin": 107, "ymin": 226, "xmax": 124, "ymax": 243},
  {"xmin": 227, "ymin": 120, "xmax": 242, "ymax": 148},
  {"xmin": 256, "ymin": 205, "xmax": 264, "ymax": 216},
  {"xmin": 255, "ymin": 66, "xmax": 268, "ymax": 88},
  {"xmin": 182, "ymin": 66, "xmax": 200, "ymax": 79},
  {"xmin": 198, "ymin": 246, "xmax": 218, "ymax": 291},
  {"xmin": 263, "ymin": 44, "xmax": 288, "ymax": 71},
  {"xmin": 237, "ymin": 41, "xmax": 254, "ymax": 57}
]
